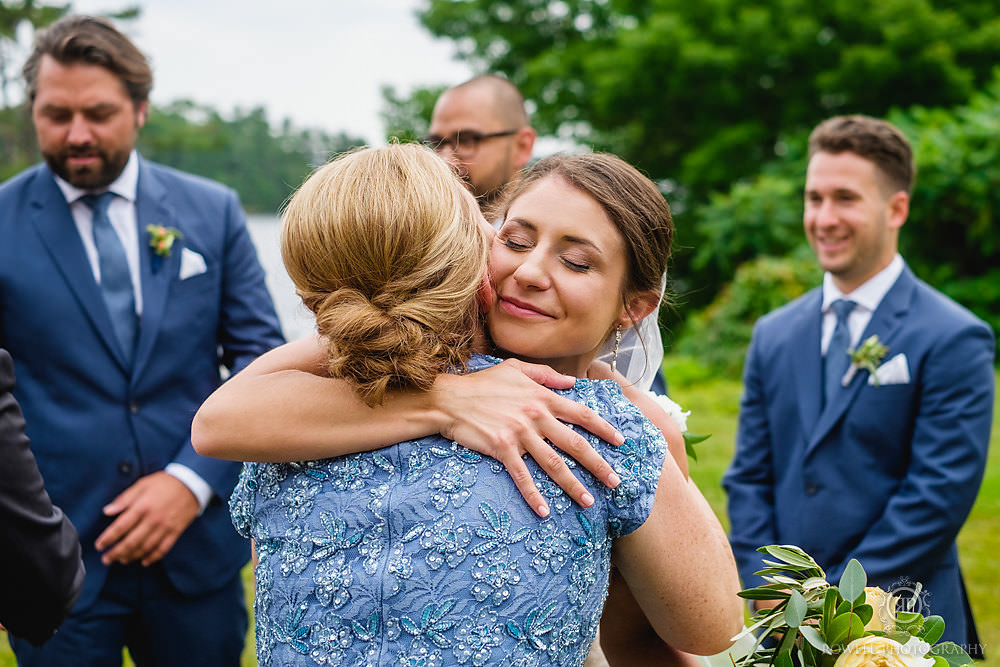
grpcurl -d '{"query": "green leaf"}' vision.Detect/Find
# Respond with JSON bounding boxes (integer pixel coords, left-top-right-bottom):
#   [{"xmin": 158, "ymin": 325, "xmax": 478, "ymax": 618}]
[
  {"xmin": 799, "ymin": 625, "xmax": 833, "ymax": 654},
  {"xmin": 802, "ymin": 576, "xmax": 829, "ymax": 591},
  {"xmin": 823, "ymin": 588, "xmax": 838, "ymax": 628},
  {"xmin": 928, "ymin": 641, "xmax": 975, "ymax": 666},
  {"xmin": 774, "ymin": 650, "xmax": 794, "ymax": 667},
  {"xmin": 739, "ymin": 587, "xmax": 792, "ymax": 600},
  {"xmin": 855, "ymin": 603, "xmax": 873, "ymax": 626},
  {"xmin": 784, "ymin": 590, "xmax": 807, "ymax": 627},
  {"xmin": 896, "ymin": 610, "xmax": 924, "ymax": 635},
  {"xmin": 775, "ymin": 627, "xmax": 798, "ymax": 667},
  {"xmin": 885, "ymin": 630, "xmax": 913, "ymax": 644},
  {"xmin": 826, "ymin": 612, "xmax": 865, "ymax": 650},
  {"xmin": 758, "ymin": 545, "xmax": 822, "ymax": 570},
  {"xmin": 919, "ymin": 615, "xmax": 946, "ymax": 644},
  {"xmin": 682, "ymin": 432, "xmax": 709, "ymax": 463},
  {"xmin": 838, "ymin": 559, "xmax": 866, "ymax": 603}
]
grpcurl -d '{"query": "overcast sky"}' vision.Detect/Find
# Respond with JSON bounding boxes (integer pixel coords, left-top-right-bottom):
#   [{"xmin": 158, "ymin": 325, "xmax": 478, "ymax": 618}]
[{"xmin": 63, "ymin": 0, "xmax": 473, "ymax": 143}]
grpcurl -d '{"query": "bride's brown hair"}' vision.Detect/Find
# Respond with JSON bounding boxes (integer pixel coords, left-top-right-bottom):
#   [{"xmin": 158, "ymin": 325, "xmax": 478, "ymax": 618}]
[{"xmin": 281, "ymin": 144, "xmax": 489, "ymax": 405}]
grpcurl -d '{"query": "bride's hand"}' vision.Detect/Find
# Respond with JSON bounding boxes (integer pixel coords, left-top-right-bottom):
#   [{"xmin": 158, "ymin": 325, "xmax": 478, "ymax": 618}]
[{"xmin": 432, "ymin": 358, "xmax": 624, "ymax": 518}]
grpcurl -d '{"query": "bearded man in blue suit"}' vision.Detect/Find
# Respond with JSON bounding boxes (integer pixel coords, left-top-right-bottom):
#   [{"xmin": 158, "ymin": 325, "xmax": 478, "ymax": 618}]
[
  {"xmin": 724, "ymin": 115, "xmax": 994, "ymax": 655},
  {"xmin": 0, "ymin": 15, "xmax": 283, "ymax": 665}
]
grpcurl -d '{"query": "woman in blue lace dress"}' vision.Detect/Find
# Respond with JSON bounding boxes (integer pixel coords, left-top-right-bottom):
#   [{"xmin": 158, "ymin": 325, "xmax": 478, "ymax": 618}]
[{"xmin": 202, "ymin": 145, "xmax": 741, "ymax": 665}]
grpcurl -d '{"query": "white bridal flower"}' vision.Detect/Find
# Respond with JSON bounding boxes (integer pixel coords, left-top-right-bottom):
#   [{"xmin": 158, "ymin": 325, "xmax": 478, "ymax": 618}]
[
  {"xmin": 833, "ymin": 635, "xmax": 934, "ymax": 667},
  {"xmin": 647, "ymin": 392, "xmax": 690, "ymax": 433}
]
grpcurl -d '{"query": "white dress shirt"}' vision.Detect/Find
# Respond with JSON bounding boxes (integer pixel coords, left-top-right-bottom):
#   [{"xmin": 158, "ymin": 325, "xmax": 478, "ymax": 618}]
[{"xmin": 821, "ymin": 254, "xmax": 904, "ymax": 355}]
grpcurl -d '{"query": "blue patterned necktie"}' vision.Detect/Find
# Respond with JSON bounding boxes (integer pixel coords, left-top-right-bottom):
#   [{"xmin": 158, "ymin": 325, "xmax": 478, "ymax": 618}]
[
  {"xmin": 823, "ymin": 299, "xmax": 857, "ymax": 408},
  {"xmin": 81, "ymin": 192, "xmax": 137, "ymax": 365}
]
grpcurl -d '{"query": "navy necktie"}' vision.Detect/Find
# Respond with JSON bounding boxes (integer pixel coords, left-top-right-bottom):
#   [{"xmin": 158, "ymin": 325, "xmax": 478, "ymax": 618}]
[
  {"xmin": 823, "ymin": 299, "xmax": 857, "ymax": 408},
  {"xmin": 82, "ymin": 192, "xmax": 137, "ymax": 365}
]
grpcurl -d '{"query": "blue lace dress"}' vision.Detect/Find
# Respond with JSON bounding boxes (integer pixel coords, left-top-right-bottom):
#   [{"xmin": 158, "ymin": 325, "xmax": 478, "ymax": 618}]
[{"xmin": 230, "ymin": 354, "xmax": 668, "ymax": 666}]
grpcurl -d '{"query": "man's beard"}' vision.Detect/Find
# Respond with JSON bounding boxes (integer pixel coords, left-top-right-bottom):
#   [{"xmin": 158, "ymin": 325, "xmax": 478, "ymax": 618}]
[{"xmin": 43, "ymin": 144, "xmax": 130, "ymax": 189}]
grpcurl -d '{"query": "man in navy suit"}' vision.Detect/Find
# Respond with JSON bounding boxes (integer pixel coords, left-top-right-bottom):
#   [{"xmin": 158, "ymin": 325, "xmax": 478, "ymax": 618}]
[
  {"xmin": 724, "ymin": 115, "xmax": 994, "ymax": 653},
  {"xmin": 0, "ymin": 15, "xmax": 283, "ymax": 665}
]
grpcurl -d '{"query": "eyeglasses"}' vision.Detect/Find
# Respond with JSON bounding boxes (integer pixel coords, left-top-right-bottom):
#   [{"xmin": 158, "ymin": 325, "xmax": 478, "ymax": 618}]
[{"xmin": 422, "ymin": 129, "xmax": 518, "ymax": 157}]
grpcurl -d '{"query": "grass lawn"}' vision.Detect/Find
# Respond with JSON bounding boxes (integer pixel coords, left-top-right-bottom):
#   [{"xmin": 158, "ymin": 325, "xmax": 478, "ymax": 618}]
[{"xmin": 2, "ymin": 368, "xmax": 997, "ymax": 666}]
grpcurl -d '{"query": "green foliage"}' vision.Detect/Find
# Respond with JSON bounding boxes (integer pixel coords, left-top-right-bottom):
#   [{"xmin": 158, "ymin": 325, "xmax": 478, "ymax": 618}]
[
  {"xmin": 674, "ymin": 251, "xmax": 822, "ymax": 377},
  {"xmin": 410, "ymin": 0, "xmax": 1000, "ymax": 346},
  {"xmin": 138, "ymin": 102, "xmax": 365, "ymax": 213},
  {"xmin": 380, "ymin": 84, "xmax": 445, "ymax": 143},
  {"xmin": 888, "ymin": 75, "xmax": 1000, "ymax": 341},
  {"xmin": 0, "ymin": 104, "xmax": 35, "ymax": 180},
  {"xmin": 0, "ymin": 1, "xmax": 69, "ymax": 107},
  {"xmin": 419, "ymin": 0, "xmax": 1000, "ymax": 195},
  {"xmin": 676, "ymin": 68, "xmax": 1000, "ymax": 360}
]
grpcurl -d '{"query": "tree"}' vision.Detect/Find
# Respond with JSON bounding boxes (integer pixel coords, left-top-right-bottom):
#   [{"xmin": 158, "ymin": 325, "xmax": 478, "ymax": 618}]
[
  {"xmin": 380, "ymin": 84, "xmax": 445, "ymax": 144},
  {"xmin": 418, "ymin": 0, "xmax": 1000, "ymax": 196},
  {"xmin": 404, "ymin": 0, "xmax": 1000, "ymax": 343},
  {"xmin": 138, "ymin": 101, "xmax": 366, "ymax": 213}
]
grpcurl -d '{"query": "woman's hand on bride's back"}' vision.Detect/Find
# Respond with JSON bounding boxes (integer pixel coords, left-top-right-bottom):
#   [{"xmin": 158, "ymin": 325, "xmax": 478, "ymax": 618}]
[{"xmin": 431, "ymin": 358, "xmax": 624, "ymax": 518}]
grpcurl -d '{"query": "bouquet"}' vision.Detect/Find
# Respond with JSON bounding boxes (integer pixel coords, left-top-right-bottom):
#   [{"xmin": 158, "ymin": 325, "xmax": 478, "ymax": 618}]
[{"xmin": 732, "ymin": 545, "xmax": 974, "ymax": 667}]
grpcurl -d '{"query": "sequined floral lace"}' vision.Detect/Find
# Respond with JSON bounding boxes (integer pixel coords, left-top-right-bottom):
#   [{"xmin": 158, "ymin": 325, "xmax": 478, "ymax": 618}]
[{"xmin": 230, "ymin": 355, "xmax": 667, "ymax": 666}]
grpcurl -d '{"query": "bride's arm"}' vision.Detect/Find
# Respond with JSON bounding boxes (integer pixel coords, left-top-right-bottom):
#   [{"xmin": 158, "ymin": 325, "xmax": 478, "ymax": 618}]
[
  {"xmin": 599, "ymin": 570, "xmax": 703, "ymax": 666},
  {"xmin": 610, "ymin": 446, "xmax": 743, "ymax": 656},
  {"xmin": 192, "ymin": 336, "xmax": 625, "ymax": 516}
]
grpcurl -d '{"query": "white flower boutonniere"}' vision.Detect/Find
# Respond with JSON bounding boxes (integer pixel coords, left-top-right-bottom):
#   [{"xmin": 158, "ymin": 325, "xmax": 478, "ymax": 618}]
[
  {"xmin": 842, "ymin": 335, "xmax": 889, "ymax": 387},
  {"xmin": 647, "ymin": 392, "xmax": 710, "ymax": 461}
]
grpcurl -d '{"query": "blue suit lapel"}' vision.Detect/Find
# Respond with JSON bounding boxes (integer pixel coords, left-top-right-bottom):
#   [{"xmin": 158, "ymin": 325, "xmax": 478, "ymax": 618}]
[
  {"xmin": 806, "ymin": 266, "xmax": 914, "ymax": 454},
  {"xmin": 792, "ymin": 290, "xmax": 824, "ymax": 441},
  {"xmin": 26, "ymin": 170, "xmax": 132, "ymax": 372},
  {"xmin": 132, "ymin": 160, "xmax": 182, "ymax": 381}
]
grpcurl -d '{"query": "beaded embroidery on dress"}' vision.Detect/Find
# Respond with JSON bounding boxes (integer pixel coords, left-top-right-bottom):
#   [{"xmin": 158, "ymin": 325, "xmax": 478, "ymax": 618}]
[{"xmin": 230, "ymin": 354, "xmax": 667, "ymax": 666}]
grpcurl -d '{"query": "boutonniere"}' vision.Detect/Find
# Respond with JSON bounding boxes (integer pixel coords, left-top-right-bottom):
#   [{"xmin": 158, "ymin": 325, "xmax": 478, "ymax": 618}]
[
  {"xmin": 146, "ymin": 224, "xmax": 182, "ymax": 258},
  {"xmin": 842, "ymin": 334, "xmax": 889, "ymax": 386}
]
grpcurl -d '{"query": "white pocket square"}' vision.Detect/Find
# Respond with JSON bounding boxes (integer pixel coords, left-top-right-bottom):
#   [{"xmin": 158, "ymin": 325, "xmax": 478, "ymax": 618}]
[
  {"xmin": 179, "ymin": 247, "xmax": 207, "ymax": 280},
  {"xmin": 869, "ymin": 352, "xmax": 910, "ymax": 385}
]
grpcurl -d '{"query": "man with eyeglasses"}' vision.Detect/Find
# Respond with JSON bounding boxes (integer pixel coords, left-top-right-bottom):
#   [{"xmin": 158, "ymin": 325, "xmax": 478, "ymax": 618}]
[{"xmin": 424, "ymin": 74, "xmax": 537, "ymax": 213}]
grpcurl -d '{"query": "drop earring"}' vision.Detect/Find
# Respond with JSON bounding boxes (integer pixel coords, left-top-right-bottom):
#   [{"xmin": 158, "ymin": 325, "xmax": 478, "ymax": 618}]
[{"xmin": 610, "ymin": 325, "xmax": 623, "ymax": 374}]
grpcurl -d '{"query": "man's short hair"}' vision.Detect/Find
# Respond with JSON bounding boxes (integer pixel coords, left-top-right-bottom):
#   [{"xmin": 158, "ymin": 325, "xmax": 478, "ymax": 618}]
[
  {"xmin": 23, "ymin": 15, "xmax": 152, "ymax": 107},
  {"xmin": 808, "ymin": 115, "xmax": 915, "ymax": 195}
]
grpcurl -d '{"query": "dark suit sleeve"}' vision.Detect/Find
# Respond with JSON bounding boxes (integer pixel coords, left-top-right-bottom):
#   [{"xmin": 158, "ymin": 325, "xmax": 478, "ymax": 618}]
[
  {"xmin": 171, "ymin": 188, "xmax": 284, "ymax": 496},
  {"xmin": 827, "ymin": 320, "xmax": 995, "ymax": 584},
  {"xmin": 723, "ymin": 324, "xmax": 779, "ymax": 588},
  {"xmin": 0, "ymin": 349, "xmax": 85, "ymax": 646}
]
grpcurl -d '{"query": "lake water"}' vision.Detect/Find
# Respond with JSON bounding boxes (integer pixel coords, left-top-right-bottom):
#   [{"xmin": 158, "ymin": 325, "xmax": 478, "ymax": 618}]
[{"xmin": 246, "ymin": 214, "xmax": 316, "ymax": 342}]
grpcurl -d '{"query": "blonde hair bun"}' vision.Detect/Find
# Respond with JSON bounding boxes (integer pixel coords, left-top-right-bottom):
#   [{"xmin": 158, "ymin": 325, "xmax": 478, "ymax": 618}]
[{"xmin": 281, "ymin": 144, "xmax": 489, "ymax": 405}]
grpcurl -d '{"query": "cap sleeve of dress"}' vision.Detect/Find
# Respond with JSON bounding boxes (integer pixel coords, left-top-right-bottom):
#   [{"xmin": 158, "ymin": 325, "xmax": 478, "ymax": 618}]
[{"xmin": 580, "ymin": 379, "xmax": 668, "ymax": 538}]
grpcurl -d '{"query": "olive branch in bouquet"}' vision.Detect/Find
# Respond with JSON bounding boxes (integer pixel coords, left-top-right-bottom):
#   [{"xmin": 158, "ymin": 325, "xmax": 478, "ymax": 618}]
[{"xmin": 732, "ymin": 545, "xmax": 973, "ymax": 667}]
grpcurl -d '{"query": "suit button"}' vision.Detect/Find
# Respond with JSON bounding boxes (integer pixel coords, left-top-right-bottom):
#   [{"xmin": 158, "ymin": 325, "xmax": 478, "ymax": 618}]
[
  {"xmin": 129, "ymin": 402, "xmax": 140, "ymax": 414},
  {"xmin": 805, "ymin": 482, "xmax": 818, "ymax": 496},
  {"xmin": 118, "ymin": 461, "xmax": 134, "ymax": 475}
]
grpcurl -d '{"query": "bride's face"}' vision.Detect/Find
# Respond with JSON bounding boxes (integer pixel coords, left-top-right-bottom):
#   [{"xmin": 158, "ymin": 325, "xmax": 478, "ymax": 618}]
[{"xmin": 487, "ymin": 174, "xmax": 631, "ymax": 377}]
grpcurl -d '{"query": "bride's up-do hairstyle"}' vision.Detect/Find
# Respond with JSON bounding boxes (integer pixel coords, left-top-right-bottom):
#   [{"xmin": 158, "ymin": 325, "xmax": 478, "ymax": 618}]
[{"xmin": 281, "ymin": 143, "xmax": 489, "ymax": 405}]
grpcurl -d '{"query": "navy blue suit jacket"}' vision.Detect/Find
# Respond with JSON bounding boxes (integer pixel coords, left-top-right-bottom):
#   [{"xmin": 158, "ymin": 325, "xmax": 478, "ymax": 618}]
[
  {"xmin": 0, "ymin": 159, "xmax": 284, "ymax": 613},
  {"xmin": 724, "ymin": 264, "xmax": 994, "ymax": 646}
]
